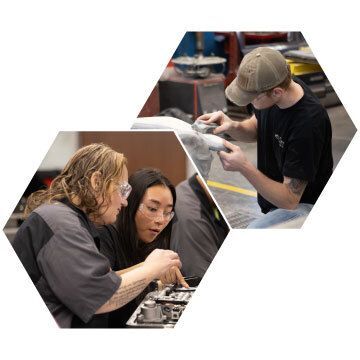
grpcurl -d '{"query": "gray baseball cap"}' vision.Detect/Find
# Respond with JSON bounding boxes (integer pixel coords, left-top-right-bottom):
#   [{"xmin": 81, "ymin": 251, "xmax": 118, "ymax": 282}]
[{"xmin": 225, "ymin": 47, "xmax": 289, "ymax": 106}]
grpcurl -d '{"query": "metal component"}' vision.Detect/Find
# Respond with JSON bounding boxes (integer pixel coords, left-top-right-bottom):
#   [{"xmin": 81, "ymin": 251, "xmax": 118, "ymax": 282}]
[
  {"xmin": 126, "ymin": 282, "xmax": 198, "ymax": 328},
  {"xmin": 192, "ymin": 119, "xmax": 219, "ymax": 134},
  {"xmin": 136, "ymin": 299, "xmax": 166, "ymax": 324},
  {"xmin": 172, "ymin": 55, "xmax": 227, "ymax": 67},
  {"xmin": 172, "ymin": 55, "xmax": 226, "ymax": 79}
]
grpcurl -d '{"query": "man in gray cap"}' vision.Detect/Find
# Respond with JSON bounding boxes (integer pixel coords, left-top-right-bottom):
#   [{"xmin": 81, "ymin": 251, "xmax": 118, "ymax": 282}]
[{"xmin": 198, "ymin": 47, "xmax": 333, "ymax": 228}]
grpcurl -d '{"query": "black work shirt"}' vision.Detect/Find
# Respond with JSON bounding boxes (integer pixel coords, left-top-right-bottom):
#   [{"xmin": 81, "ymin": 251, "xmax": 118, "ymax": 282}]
[
  {"xmin": 253, "ymin": 78, "xmax": 333, "ymax": 213},
  {"xmin": 98, "ymin": 225, "xmax": 148, "ymax": 328},
  {"xmin": 12, "ymin": 200, "xmax": 121, "ymax": 328}
]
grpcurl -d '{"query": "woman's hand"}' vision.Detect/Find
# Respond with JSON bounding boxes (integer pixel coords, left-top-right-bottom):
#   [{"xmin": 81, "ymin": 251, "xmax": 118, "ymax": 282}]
[
  {"xmin": 160, "ymin": 266, "xmax": 189, "ymax": 288},
  {"xmin": 143, "ymin": 249, "xmax": 182, "ymax": 280}
]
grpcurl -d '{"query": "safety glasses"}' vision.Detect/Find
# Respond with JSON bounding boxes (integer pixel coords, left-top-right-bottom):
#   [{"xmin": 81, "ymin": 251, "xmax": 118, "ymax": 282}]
[
  {"xmin": 117, "ymin": 181, "xmax": 132, "ymax": 200},
  {"xmin": 138, "ymin": 203, "xmax": 174, "ymax": 222}
]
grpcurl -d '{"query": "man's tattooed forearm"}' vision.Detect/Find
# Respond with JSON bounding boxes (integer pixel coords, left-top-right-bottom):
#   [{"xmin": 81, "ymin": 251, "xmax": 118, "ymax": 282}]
[
  {"xmin": 286, "ymin": 178, "xmax": 307, "ymax": 196},
  {"xmin": 108, "ymin": 278, "xmax": 147, "ymax": 309}
]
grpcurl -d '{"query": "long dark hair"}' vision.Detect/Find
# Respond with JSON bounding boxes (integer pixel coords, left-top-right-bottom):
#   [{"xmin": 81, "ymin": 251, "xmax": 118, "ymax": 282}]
[{"xmin": 116, "ymin": 168, "xmax": 176, "ymax": 267}]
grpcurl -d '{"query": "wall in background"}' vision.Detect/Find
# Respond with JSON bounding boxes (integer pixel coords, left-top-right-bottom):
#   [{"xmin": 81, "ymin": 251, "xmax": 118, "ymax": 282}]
[
  {"xmin": 39, "ymin": 132, "xmax": 79, "ymax": 170},
  {"xmin": 38, "ymin": 131, "xmax": 195, "ymax": 184}
]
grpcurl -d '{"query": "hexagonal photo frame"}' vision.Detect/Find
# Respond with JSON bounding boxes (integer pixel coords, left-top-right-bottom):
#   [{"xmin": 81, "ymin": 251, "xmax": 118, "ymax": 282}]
[
  {"xmin": 134, "ymin": 31, "xmax": 357, "ymax": 229},
  {"xmin": 3, "ymin": 131, "xmax": 229, "ymax": 328}
]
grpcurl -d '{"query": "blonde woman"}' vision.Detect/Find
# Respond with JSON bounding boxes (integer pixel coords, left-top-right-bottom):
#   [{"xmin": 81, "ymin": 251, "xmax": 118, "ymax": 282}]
[{"xmin": 12, "ymin": 143, "xmax": 181, "ymax": 328}]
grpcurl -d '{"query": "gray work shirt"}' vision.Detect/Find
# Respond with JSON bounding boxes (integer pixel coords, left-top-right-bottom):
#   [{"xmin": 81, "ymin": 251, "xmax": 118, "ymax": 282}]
[
  {"xmin": 170, "ymin": 175, "xmax": 229, "ymax": 278},
  {"xmin": 12, "ymin": 200, "xmax": 121, "ymax": 328}
]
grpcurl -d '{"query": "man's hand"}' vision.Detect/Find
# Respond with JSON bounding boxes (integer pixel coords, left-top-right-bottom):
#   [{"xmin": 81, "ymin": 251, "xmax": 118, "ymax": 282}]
[
  {"xmin": 218, "ymin": 140, "xmax": 248, "ymax": 171},
  {"xmin": 217, "ymin": 143, "xmax": 309, "ymax": 210},
  {"xmin": 160, "ymin": 266, "xmax": 189, "ymax": 288},
  {"xmin": 197, "ymin": 111, "xmax": 234, "ymax": 135}
]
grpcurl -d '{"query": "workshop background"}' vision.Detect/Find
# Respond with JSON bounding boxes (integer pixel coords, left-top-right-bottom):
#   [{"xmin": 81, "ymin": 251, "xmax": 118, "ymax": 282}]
[
  {"xmin": 4, "ymin": 131, "xmax": 196, "ymax": 242},
  {"xmin": 138, "ymin": 31, "xmax": 357, "ymax": 228}
]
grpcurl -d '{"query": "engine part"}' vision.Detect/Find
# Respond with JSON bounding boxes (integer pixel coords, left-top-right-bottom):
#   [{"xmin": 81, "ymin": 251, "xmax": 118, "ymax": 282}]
[{"xmin": 126, "ymin": 282, "xmax": 198, "ymax": 328}]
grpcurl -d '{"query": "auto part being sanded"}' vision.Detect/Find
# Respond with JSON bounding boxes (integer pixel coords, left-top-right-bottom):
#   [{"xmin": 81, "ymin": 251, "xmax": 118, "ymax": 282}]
[{"xmin": 133, "ymin": 116, "xmax": 227, "ymax": 179}]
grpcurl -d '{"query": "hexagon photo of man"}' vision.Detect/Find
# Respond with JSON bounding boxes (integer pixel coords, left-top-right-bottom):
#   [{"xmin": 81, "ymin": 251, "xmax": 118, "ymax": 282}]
[{"xmin": 135, "ymin": 31, "xmax": 356, "ymax": 229}]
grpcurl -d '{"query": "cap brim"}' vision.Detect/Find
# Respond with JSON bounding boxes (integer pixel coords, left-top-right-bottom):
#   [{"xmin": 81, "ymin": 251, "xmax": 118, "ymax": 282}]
[{"xmin": 225, "ymin": 78, "xmax": 257, "ymax": 107}]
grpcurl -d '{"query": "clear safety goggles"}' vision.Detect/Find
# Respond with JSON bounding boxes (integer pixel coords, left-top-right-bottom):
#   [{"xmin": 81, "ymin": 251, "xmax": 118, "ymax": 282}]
[
  {"xmin": 138, "ymin": 203, "xmax": 174, "ymax": 222},
  {"xmin": 117, "ymin": 181, "xmax": 132, "ymax": 200}
]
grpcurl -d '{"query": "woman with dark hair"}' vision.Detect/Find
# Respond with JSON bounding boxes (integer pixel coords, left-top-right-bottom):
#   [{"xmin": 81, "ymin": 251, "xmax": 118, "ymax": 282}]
[{"xmin": 99, "ymin": 167, "xmax": 188, "ymax": 327}]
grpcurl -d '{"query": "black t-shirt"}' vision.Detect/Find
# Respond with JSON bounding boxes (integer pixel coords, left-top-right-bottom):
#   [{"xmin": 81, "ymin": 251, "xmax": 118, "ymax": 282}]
[
  {"xmin": 253, "ymin": 77, "xmax": 333, "ymax": 213},
  {"xmin": 98, "ymin": 225, "xmax": 151, "ymax": 328},
  {"xmin": 98, "ymin": 225, "xmax": 133, "ymax": 328}
]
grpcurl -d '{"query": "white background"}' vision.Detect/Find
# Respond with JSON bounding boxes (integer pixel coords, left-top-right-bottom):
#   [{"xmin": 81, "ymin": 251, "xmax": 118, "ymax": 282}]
[{"xmin": 0, "ymin": 1, "xmax": 359, "ymax": 359}]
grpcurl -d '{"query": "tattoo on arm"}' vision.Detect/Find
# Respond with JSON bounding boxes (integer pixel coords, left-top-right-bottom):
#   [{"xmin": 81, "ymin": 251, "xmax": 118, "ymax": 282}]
[
  {"xmin": 285, "ymin": 178, "xmax": 308, "ymax": 197},
  {"xmin": 107, "ymin": 278, "xmax": 147, "ymax": 310}
]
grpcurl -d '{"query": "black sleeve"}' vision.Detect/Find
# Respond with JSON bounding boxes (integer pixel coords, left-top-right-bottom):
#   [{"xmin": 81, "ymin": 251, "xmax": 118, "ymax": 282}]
[
  {"xmin": 98, "ymin": 225, "xmax": 119, "ymax": 270},
  {"xmin": 282, "ymin": 112, "xmax": 326, "ymax": 182}
]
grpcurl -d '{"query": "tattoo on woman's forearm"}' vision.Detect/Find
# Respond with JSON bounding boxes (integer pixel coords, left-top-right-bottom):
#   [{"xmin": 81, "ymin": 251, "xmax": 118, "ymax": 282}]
[{"xmin": 107, "ymin": 279, "xmax": 147, "ymax": 309}]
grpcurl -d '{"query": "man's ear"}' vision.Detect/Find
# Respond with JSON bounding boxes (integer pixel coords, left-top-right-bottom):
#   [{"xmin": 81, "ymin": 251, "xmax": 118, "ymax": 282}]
[
  {"xmin": 272, "ymin": 87, "xmax": 284, "ymax": 98},
  {"xmin": 90, "ymin": 171, "xmax": 102, "ymax": 192}
]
